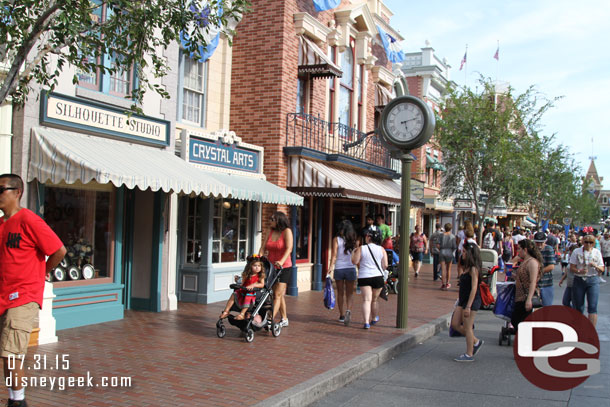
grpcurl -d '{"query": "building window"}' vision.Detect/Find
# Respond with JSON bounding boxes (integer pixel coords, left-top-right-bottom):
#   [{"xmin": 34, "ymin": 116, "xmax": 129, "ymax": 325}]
[
  {"xmin": 185, "ymin": 197, "xmax": 205, "ymax": 264},
  {"xmin": 328, "ymin": 46, "xmax": 337, "ymax": 129},
  {"xmin": 296, "ymin": 198, "xmax": 311, "ymax": 261},
  {"xmin": 43, "ymin": 185, "xmax": 115, "ymax": 284},
  {"xmin": 297, "ymin": 77, "xmax": 307, "ymax": 115},
  {"xmin": 181, "ymin": 54, "xmax": 207, "ymax": 125},
  {"xmin": 604, "ymin": 196, "xmax": 608, "ymax": 204},
  {"xmin": 338, "ymin": 42, "xmax": 355, "ymax": 132},
  {"xmin": 356, "ymin": 64, "xmax": 364, "ymax": 131},
  {"xmin": 77, "ymin": 1, "xmax": 134, "ymax": 97},
  {"xmin": 212, "ymin": 198, "xmax": 250, "ymax": 263}
]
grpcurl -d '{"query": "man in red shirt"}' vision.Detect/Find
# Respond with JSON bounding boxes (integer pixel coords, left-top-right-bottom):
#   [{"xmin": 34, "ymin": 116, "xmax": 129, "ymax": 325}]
[{"xmin": 0, "ymin": 174, "xmax": 66, "ymax": 407}]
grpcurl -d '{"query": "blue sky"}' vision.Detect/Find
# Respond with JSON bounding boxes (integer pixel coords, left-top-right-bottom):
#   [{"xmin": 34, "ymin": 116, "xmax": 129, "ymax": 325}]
[{"xmin": 384, "ymin": 0, "xmax": 610, "ymax": 186}]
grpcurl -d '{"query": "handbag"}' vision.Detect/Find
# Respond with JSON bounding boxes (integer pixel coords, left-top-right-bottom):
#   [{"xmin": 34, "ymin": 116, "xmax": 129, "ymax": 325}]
[
  {"xmin": 323, "ymin": 276, "xmax": 336, "ymax": 309},
  {"xmin": 367, "ymin": 245, "xmax": 389, "ymax": 301},
  {"xmin": 531, "ymin": 290, "xmax": 542, "ymax": 308}
]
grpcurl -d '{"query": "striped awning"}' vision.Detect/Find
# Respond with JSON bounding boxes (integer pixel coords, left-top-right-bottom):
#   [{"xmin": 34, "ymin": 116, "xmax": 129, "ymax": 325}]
[
  {"xmin": 375, "ymin": 83, "xmax": 394, "ymax": 107},
  {"xmin": 288, "ymin": 158, "xmax": 401, "ymax": 205},
  {"xmin": 28, "ymin": 127, "xmax": 303, "ymax": 206},
  {"xmin": 298, "ymin": 36, "xmax": 342, "ymax": 79}
]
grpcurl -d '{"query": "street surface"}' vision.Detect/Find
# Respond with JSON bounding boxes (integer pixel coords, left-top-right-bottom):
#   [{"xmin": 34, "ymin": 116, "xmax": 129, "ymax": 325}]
[{"xmin": 311, "ymin": 265, "xmax": 610, "ymax": 407}]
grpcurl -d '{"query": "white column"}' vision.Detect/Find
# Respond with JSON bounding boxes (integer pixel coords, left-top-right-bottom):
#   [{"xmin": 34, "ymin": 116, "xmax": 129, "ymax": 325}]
[
  {"xmin": 0, "ymin": 102, "xmax": 12, "ymax": 174},
  {"xmin": 38, "ymin": 282, "xmax": 58, "ymax": 345},
  {"xmin": 167, "ymin": 193, "xmax": 179, "ymax": 310}
]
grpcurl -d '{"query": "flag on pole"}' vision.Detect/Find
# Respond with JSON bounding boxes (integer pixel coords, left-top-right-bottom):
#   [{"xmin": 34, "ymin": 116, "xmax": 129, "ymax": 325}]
[
  {"xmin": 459, "ymin": 51, "xmax": 467, "ymax": 71},
  {"xmin": 493, "ymin": 46, "xmax": 499, "ymax": 60}
]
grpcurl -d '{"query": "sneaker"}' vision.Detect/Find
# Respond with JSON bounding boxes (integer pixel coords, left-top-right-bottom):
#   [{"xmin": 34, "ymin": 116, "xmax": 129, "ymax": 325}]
[
  {"xmin": 8, "ymin": 400, "xmax": 28, "ymax": 407},
  {"xmin": 473, "ymin": 339, "xmax": 484, "ymax": 356},
  {"xmin": 344, "ymin": 310, "xmax": 351, "ymax": 326},
  {"xmin": 601, "ymin": 277, "xmax": 607, "ymax": 283},
  {"xmin": 454, "ymin": 353, "xmax": 474, "ymax": 362},
  {"xmin": 415, "ymin": 272, "xmax": 419, "ymax": 278},
  {"xmin": 440, "ymin": 284, "xmax": 446, "ymax": 290},
  {"xmin": 280, "ymin": 319, "xmax": 289, "ymax": 327},
  {"xmin": 370, "ymin": 315, "xmax": 380, "ymax": 326},
  {"xmin": 339, "ymin": 316, "xmax": 345, "ymax": 322},
  {"xmin": 363, "ymin": 323, "xmax": 370, "ymax": 329},
  {"xmin": 446, "ymin": 283, "xmax": 452, "ymax": 289}
]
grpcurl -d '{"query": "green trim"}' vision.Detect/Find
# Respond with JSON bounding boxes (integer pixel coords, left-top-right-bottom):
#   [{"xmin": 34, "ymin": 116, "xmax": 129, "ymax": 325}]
[
  {"xmin": 124, "ymin": 188, "xmax": 135, "ymax": 310},
  {"xmin": 54, "ymin": 282, "xmax": 124, "ymax": 296},
  {"xmin": 114, "ymin": 187, "xmax": 124, "ymax": 287},
  {"xmin": 130, "ymin": 298, "xmax": 152, "ymax": 311}
]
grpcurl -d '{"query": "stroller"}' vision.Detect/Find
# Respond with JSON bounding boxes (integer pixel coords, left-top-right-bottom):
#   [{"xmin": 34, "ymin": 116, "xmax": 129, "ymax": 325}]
[
  {"xmin": 385, "ymin": 249, "xmax": 400, "ymax": 294},
  {"xmin": 479, "ymin": 248, "xmax": 500, "ymax": 310},
  {"xmin": 216, "ymin": 256, "xmax": 282, "ymax": 343}
]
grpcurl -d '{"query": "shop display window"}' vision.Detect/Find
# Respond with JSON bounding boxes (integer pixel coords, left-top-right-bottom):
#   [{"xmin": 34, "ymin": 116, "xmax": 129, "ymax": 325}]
[
  {"xmin": 212, "ymin": 199, "xmax": 250, "ymax": 263},
  {"xmin": 43, "ymin": 184, "xmax": 114, "ymax": 284},
  {"xmin": 296, "ymin": 198, "xmax": 311, "ymax": 261}
]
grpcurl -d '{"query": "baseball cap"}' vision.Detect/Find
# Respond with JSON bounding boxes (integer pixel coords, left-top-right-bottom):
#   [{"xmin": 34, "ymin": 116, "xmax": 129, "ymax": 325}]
[{"xmin": 533, "ymin": 231, "xmax": 547, "ymax": 243}]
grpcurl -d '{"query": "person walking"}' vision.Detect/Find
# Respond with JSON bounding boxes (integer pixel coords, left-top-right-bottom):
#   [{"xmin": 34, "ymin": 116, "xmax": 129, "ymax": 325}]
[
  {"xmin": 429, "ymin": 223, "xmax": 444, "ymax": 281},
  {"xmin": 569, "ymin": 235, "xmax": 604, "ymax": 327},
  {"xmin": 439, "ymin": 223, "xmax": 457, "ymax": 290},
  {"xmin": 451, "ymin": 242, "xmax": 484, "ymax": 362},
  {"xmin": 502, "ymin": 230, "xmax": 515, "ymax": 269},
  {"xmin": 376, "ymin": 213, "xmax": 393, "ymax": 250},
  {"xmin": 409, "ymin": 225, "xmax": 427, "ymax": 278},
  {"xmin": 0, "ymin": 174, "xmax": 67, "ymax": 407},
  {"xmin": 259, "ymin": 211, "xmax": 293, "ymax": 328},
  {"xmin": 558, "ymin": 245, "xmax": 576, "ymax": 307},
  {"xmin": 599, "ymin": 231, "xmax": 610, "ymax": 277},
  {"xmin": 511, "ymin": 239, "xmax": 543, "ymax": 332},
  {"xmin": 351, "ymin": 228, "xmax": 388, "ymax": 329},
  {"xmin": 533, "ymin": 231, "xmax": 556, "ymax": 306},
  {"xmin": 329, "ymin": 220, "xmax": 358, "ymax": 326}
]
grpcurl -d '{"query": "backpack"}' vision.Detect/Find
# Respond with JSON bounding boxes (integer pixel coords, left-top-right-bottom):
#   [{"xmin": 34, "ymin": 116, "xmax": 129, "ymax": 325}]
[
  {"xmin": 482, "ymin": 231, "xmax": 495, "ymax": 249},
  {"xmin": 480, "ymin": 281, "xmax": 495, "ymax": 307}
]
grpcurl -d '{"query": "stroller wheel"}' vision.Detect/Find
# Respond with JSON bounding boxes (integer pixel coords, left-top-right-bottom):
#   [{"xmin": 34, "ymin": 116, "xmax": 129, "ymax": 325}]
[
  {"xmin": 507, "ymin": 334, "xmax": 512, "ymax": 346},
  {"xmin": 392, "ymin": 281, "xmax": 399, "ymax": 295},
  {"xmin": 272, "ymin": 322, "xmax": 282, "ymax": 337},
  {"xmin": 217, "ymin": 324, "xmax": 226, "ymax": 338},
  {"xmin": 498, "ymin": 331, "xmax": 504, "ymax": 346},
  {"xmin": 245, "ymin": 328, "xmax": 254, "ymax": 343}
]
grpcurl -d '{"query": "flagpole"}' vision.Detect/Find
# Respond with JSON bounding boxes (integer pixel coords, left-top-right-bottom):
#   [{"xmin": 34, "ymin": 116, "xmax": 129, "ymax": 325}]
[
  {"xmin": 464, "ymin": 44, "xmax": 468, "ymax": 86},
  {"xmin": 495, "ymin": 40, "xmax": 499, "ymax": 82}
]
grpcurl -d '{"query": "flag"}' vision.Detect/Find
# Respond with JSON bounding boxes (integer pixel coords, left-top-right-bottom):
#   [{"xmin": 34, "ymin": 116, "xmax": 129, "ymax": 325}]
[
  {"xmin": 493, "ymin": 46, "xmax": 499, "ymax": 60},
  {"xmin": 313, "ymin": 0, "xmax": 341, "ymax": 12},
  {"xmin": 377, "ymin": 25, "xmax": 405, "ymax": 63},
  {"xmin": 459, "ymin": 51, "xmax": 467, "ymax": 71}
]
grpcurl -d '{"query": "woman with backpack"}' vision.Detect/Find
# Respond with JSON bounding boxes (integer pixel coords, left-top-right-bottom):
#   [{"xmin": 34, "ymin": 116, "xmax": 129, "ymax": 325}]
[{"xmin": 409, "ymin": 225, "xmax": 428, "ymax": 278}]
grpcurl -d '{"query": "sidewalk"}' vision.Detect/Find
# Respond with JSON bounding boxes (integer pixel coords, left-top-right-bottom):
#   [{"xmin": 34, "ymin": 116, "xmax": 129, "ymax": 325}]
[{"xmin": 11, "ymin": 264, "xmax": 459, "ymax": 407}]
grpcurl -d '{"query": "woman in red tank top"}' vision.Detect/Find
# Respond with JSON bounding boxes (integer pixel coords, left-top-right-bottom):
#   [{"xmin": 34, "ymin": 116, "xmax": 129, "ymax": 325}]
[{"xmin": 259, "ymin": 211, "xmax": 293, "ymax": 327}]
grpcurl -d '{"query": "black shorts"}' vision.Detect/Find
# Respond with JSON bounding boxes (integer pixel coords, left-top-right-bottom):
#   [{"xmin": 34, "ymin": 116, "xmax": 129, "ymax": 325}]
[
  {"xmin": 358, "ymin": 276, "xmax": 385, "ymax": 289},
  {"xmin": 604, "ymin": 257, "xmax": 610, "ymax": 267},
  {"xmin": 276, "ymin": 267, "xmax": 291, "ymax": 284}
]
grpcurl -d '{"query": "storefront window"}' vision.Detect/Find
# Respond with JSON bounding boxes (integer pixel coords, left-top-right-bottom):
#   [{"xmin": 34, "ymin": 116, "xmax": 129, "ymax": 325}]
[
  {"xmin": 185, "ymin": 197, "xmax": 204, "ymax": 264},
  {"xmin": 43, "ymin": 185, "xmax": 114, "ymax": 283},
  {"xmin": 212, "ymin": 198, "xmax": 250, "ymax": 263},
  {"xmin": 296, "ymin": 198, "xmax": 310, "ymax": 260}
]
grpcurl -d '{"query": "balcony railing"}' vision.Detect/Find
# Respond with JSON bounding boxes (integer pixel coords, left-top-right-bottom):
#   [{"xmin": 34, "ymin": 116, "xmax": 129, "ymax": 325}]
[{"xmin": 286, "ymin": 113, "xmax": 393, "ymax": 170}]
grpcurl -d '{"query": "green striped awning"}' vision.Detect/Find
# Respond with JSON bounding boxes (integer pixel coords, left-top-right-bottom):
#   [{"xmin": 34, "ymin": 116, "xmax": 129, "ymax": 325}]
[{"xmin": 28, "ymin": 127, "xmax": 303, "ymax": 206}]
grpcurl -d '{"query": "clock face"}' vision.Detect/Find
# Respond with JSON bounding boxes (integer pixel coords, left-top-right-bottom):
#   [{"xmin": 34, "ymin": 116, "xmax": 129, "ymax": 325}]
[
  {"xmin": 380, "ymin": 96, "xmax": 435, "ymax": 150},
  {"xmin": 386, "ymin": 102, "xmax": 425, "ymax": 142}
]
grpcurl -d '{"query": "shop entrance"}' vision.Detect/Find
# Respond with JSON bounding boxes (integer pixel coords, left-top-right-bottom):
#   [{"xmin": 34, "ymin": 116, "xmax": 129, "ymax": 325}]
[{"xmin": 332, "ymin": 201, "xmax": 363, "ymax": 235}]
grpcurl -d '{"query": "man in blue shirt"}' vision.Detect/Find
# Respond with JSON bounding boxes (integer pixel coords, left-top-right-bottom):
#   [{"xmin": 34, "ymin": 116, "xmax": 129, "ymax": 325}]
[{"xmin": 534, "ymin": 231, "xmax": 556, "ymax": 306}]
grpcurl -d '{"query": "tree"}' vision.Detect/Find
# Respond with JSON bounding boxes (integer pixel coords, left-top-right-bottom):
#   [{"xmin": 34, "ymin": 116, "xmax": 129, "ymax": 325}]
[
  {"xmin": 569, "ymin": 178, "xmax": 601, "ymax": 227},
  {"xmin": 435, "ymin": 77, "xmax": 557, "ymax": 240},
  {"xmin": 0, "ymin": 0, "xmax": 250, "ymax": 109}
]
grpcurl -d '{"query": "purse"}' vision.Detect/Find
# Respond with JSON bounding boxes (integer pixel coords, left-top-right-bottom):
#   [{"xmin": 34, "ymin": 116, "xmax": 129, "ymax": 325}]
[{"xmin": 367, "ymin": 245, "xmax": 389, "ymax": 301}]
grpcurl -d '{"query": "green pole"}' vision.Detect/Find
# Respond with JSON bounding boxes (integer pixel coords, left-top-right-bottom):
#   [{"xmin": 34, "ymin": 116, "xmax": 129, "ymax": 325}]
[{"xmin": 397, "ymin": 151, "xmax": 413, "ymax": 329}]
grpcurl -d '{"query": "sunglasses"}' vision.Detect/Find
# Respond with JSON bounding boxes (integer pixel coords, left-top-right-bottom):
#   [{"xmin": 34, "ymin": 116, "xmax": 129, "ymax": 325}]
[
  {"xmin": 0, "ymin": 187, "xmax": 17, "ymax": 194},
  {"xmin": 584, "ymin": 241, "xmax": 595, "ymax": 244}
]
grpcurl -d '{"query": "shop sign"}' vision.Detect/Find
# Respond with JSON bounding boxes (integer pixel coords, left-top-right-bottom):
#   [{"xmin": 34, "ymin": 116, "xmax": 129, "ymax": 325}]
[
  {"xmin": 453, "ymin": 199, "xmax": 474, "ymax": 211},
  {"xmin": 188, "ymin": 136, "xmax": 259, "ymax": 173},
  {"xmin": 41, "ymin": 92, "xmax": 170, "ymax": 146}
]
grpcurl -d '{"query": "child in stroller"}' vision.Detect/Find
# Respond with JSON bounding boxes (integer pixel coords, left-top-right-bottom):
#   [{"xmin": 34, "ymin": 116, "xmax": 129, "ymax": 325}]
[
  {"xmin": 219, "ymin": 258, "xmax": 266, "ymax": 320},
  {"xmin": 216, "ymin": 255, "xmax": 283, "ymax": 342}
]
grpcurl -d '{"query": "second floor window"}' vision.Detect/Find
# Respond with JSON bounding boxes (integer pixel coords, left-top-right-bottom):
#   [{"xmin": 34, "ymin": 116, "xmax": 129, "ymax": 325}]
[
  {"xmin": 338, "ymin": 43, "xmax": 355, "ymax": 130},
  {"xmin": 181, "ymin": 54, "xmax": 207, "ymax": 125}
]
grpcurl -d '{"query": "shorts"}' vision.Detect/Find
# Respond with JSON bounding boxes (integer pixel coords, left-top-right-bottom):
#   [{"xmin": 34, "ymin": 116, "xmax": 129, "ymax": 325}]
[
  {"xmin": 410, "ymin": 251, "xmax": 423, "ymax": 262},
  {"xmin": 457, "ymin": 296, "xmax": 482, "ymax": 311},
  {"xmin": 358, "ymin": 276, "xmax": 385, "ymax": 289},
  {"xmin": 0, "ymin": 302, "xmax": 39, "ymax": 357},
  {"xmin": 277, "ymin": 267, "xmax": 291, "ymax": 284},
  {"xmin": 334, "ymin": 267, "xmax": 357, "ymax": 281},
  {"xmin": 440, "ymin": 253, "xmax": 453, "ymax": 264},
  {"xmin": 604, "ymin": 257, "xmax": 610, "ymax": 267}
]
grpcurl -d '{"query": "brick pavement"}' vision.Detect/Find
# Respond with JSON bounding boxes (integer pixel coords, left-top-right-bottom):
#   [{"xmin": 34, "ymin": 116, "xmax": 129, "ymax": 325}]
[{"xmin": 10, "ymin": 264, "xmax": 459, "ymax": 406}]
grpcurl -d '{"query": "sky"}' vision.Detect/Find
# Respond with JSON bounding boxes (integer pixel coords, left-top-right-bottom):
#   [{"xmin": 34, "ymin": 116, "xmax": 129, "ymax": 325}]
[{"xmin": 384, "ymin": 0, "xmax": 610, "ymax": 187}]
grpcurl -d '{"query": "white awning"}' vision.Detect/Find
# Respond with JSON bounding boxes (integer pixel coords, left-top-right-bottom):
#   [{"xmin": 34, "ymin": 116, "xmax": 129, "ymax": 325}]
[
  {"xmin": 289, "ymin": 158, "xmax": 401, "ymax": 205},
  {"xmin": 28, "ymin": 127, "xmax": 303, "ymax": 206},
  {"xmin": 298, "ymin": 36, "xmax": 342, "ymax": 79},
  {"xmin": 375, "ymin": 83, "xmax": 394, "ymax": 107}
]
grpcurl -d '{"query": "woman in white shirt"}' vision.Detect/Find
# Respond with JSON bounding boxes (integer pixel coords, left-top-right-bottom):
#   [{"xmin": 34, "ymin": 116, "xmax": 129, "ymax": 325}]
[
  {"xmin": 351, "ymin": 228, "xmax": 388, "ymax": 329},
  {"xmin": 329, "ymin": 220, "xmax": 358, "ymax": 326},
  {"xmin": 569, "ymin": 235, "xmax": 604, "ymax": 327}
]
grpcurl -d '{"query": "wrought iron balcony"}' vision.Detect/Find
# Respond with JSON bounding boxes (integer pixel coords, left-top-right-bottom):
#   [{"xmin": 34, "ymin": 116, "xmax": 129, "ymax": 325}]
[{"xmin": 285, "ymin": 112, "xmax": 394, "ymax": 171}]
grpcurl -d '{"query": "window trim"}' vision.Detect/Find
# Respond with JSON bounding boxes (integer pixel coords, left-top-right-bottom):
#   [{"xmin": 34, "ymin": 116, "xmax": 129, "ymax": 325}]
[{"xmin": 178, "ymin": 52, "xmax": 209, "ymax": 127}]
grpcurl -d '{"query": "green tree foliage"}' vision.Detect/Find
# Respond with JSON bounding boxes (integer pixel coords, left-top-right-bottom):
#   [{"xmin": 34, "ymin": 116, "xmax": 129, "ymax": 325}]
[
  {"xmin": 0, "ymin": 0, "xmax": 250, "ymax": 108},
  {"xmin": 435, "ymin": 77, "xmax": 558, "ymax": 237}
]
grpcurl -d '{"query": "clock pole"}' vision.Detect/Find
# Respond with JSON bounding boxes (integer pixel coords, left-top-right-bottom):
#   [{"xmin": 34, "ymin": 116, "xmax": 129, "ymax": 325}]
[{"xmin": 397, "ymin": 151, "xmax": 413, "ymax": 329}]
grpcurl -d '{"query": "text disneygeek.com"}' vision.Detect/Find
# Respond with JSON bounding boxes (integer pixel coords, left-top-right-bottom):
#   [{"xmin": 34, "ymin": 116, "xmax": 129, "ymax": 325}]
[{"xmin": 6, "ymin": 372, "xmax": 132, "ymax": 391}]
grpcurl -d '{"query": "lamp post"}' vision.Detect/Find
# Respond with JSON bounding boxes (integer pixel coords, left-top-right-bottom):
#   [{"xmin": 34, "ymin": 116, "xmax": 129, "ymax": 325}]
[{"xmin": 397, "ymin": 152, "xmax": 413, "ymax": 328}]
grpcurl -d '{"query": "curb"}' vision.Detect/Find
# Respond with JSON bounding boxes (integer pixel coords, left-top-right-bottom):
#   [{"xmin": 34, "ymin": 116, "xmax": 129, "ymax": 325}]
[{"xmin": 255, "ymin": 312, "xmax": 452, "ymax": 407}]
